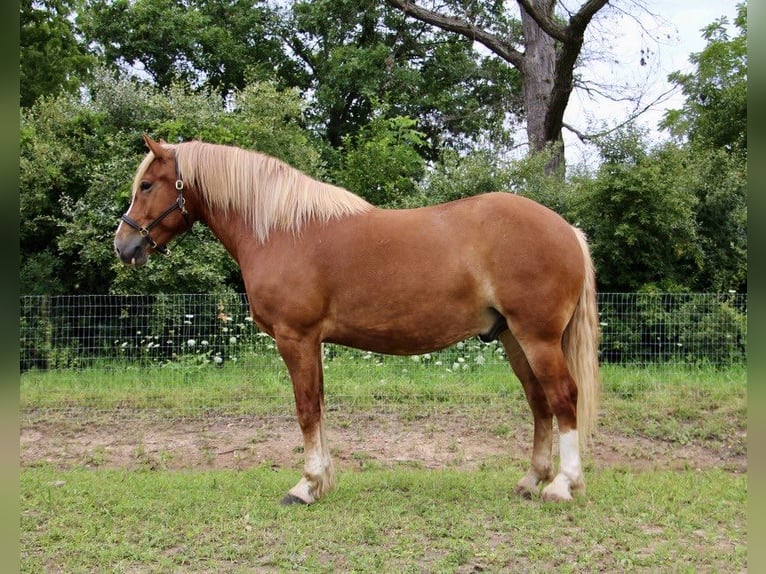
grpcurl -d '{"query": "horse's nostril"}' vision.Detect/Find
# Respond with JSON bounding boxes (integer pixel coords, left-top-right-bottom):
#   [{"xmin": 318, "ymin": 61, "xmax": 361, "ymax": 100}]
[{"xmin": 115, "ymin": 239, "xmax": 142, "ymax": 265}]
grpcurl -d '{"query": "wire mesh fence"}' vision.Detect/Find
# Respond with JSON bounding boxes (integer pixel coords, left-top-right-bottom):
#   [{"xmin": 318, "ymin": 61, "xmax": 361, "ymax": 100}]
[
  {"xmin": 20, "ymin": 292, "xmax": 746, "ymax": 421},
  {"xmin": 20, "ymin": 292, "xmax": 747, "ymax": 373}
]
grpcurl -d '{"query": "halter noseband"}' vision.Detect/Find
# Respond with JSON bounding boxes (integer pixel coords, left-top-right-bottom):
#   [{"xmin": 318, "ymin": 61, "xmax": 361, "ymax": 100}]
[{"xmin": 120, "ymin": 157, "xmax": 191, "ymax": 255}]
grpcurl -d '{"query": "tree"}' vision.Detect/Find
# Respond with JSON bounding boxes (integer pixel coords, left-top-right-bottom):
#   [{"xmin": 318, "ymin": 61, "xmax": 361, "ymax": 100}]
[
  {"xmin": 20, "ymin": 0, "xmax": 94, "ymax": 106},
  {"xmin": 570, "ymin": 127, "xmax": 700, "ymax": 292},
  {"xmin": 660, "ymin": 2, "xmax": 747, "ymax": 292},
  {"xmin": 80, "ymin": 0, "xmax": 522, "ymax": 159},
  {"xmin": 333, "ymin": 114, "xmax": 426, "ymax": 205},
  {"xmin": 281, "ymin": 0, "xmax": 522, "ymax": 157},
  {"xmin": 661, "ymin": 2, "xmax": 746, "ymax": 156},
  {"xmin": 387, "ymin": 0, "xmax": 609, "ymax": 174},
  {"xmin": 78, "ymin": 0, "xmax": 296, "ymax": 95}
]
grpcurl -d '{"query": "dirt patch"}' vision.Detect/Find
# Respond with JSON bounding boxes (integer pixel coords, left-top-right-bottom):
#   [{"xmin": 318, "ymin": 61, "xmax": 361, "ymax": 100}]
[{"xmin": 20, "ymin": 408, "xmax": 746, "ymax": 475}]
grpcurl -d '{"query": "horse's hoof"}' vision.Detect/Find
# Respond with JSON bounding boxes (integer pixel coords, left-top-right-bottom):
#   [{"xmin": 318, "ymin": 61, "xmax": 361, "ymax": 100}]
[
  {"xmin": 280, "ymin": 493, "xmax": 309, "ymax": 506},
  {"xmin": 541, "ymin": 491, "xmax": 573, "ymax": 502},
  {"xmin": 513, "ymin": 484, "xmax": 537, "ymax": 500}
]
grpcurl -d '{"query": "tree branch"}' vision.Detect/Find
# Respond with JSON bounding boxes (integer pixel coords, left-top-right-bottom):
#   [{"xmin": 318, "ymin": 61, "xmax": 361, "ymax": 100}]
[
  {"xmin": 387, "ymin": 0, "xmax": 525, "ymax": 68},
  {"xmin": 563, "ymin": 86, "xmax": 678, "ymax": 142},
  {"xmin": 515, "ymin": 0, "xmax": 569, "ymax": 42},
  {"xmin": 516, "ymin": 0, "xmax": 609, "ymax": 42},
  {"xmin": 568, "ymin": 0, "xmax": 611, "ymax": 35}
]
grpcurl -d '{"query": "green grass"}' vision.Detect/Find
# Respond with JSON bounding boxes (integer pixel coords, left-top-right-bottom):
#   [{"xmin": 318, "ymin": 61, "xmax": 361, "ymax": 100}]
[
  {"xmin": 21, "ymin": 362, "xmax": 746, "ymax": 446},
  {"xmin": 20, "ymin": 358, "xmax": 524, "ymax": 416},
  {"xmin": 20, "ymin": 363, "xmax": 747, "ymax": 572},
  {"xmin": 21, "ymin": 464, "xmax": 746, "ymax": 573}
]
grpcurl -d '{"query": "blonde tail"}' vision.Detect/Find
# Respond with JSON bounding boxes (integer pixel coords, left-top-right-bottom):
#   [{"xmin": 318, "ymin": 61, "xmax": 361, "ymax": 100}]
[{"xmin": 563, "ymin": 226, "xmax": 601, "ymax": 448}]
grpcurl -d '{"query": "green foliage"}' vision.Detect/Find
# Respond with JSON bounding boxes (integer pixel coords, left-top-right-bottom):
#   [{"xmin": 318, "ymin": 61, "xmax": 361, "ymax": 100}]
[
  {"xmin": 661, "ymin": 3, "xmax": 747, "ymax": 156},
  {"xmin": 574, "ymin": 4, "xmax": 747, "ymax": 294},
  {"xmin": 414, "ymin": 149, "xmax": 513, "ymax": 205},
  {"xmin": 17, "ymin": 1, "xmax": 748, "ymax": 297},
  {"xmin": 270, "ymin": 0, "xmax": 521, "ymax": 156},
  {"xmin": 77, "ymin": 0, "xmax": 522, "ymax": 157},
  {"xmin": 598, "ymin": 293, "xmax": 747, "ymax": 366},
  {"xmin": 334, "ymin": 115, "xmax": 426, "ymax": 206},
  {"xmin": 78, "ymin": 0, "xmax": 290, "ymax": 94},
  {"xmin": 20, "ymin": 70, "xmax": 324, "ymax": 295},
  {"xmin": 685, "ymin": 146, "xmax": 747, "ymax": 292},
  {"xmin": 570, "ymin": 127, "xmax": 701, "ymax": 292},
  {"xmin": 415, "ymin": 146, "xmax": 568, "ymax": 213},
  {"xmin": 20, "ymin": 0, "xmax": 95, "ymax": 107}
]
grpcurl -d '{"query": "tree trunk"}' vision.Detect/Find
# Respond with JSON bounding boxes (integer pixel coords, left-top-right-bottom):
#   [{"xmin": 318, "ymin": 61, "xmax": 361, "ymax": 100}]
[
  {"xmin": 519, "ymin": 0, "xmax": 564, "ymax": 174},
  {"xmin": 387, "ymin": 0, "xmax": 608, "ymax": 177}
]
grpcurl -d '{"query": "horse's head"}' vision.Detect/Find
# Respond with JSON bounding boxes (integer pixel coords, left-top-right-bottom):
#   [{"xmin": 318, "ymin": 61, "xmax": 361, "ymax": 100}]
[{"xmin": 114, "ymin": 134, "xmax": 193, "ymax": 266}]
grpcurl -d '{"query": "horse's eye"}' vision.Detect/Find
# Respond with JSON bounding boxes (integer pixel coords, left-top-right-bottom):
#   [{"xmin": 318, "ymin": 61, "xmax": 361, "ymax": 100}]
[{"xmin": 140, "ymin": 181, "xmax": 152, "ymax": 192}]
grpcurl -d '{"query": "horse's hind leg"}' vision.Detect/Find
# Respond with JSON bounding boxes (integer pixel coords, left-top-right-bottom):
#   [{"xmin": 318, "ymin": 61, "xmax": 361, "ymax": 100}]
[
  {"xmin": 499, "ymin": 331, "xmax": 554, "ymax": 498},
  {"xmin": 520, "ymin": 338, "xmax": 585, "ymax": 502},
  {"xmin": 275, "ymin": 333, "xmax": 335, "ymax": 505}
]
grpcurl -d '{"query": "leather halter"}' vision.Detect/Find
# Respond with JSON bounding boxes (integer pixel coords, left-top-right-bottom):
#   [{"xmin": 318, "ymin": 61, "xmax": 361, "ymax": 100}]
[{"xmin": 120, "ymin": 157, "xmax": 191, "ymax": 255}]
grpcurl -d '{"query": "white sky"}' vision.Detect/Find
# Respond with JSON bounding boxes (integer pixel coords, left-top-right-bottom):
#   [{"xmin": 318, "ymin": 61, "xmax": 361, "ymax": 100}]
[{"xmin": 562, "ymin": 0, "xmax": 741, "ymax": 168}]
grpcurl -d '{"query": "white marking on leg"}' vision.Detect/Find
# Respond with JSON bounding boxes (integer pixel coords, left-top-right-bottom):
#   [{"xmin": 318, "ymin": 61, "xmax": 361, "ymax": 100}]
[
  {"xmin": 288, "ymin": 420, "xmax": 335, "ymax": 504},
  {"xmin": 559, "ymin": 430, "xmax": 582, "ymax": 483},
  {"xmin": 542, "ymin": 430, "xmax": 584, "ymax": 501}
]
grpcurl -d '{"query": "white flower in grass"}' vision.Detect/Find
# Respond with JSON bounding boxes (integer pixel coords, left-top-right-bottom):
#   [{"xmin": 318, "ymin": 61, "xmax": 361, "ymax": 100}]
[
  {"xmin": 187, "ymin": 339, "xmax": 196, "ymax": 348},
  {"xmin": 213, "ymin": 355, "xmax": 223, "ymax": 365},
  {"xmin": 229, "ymin": 337, "xmax": 237, "ymax": 345}
]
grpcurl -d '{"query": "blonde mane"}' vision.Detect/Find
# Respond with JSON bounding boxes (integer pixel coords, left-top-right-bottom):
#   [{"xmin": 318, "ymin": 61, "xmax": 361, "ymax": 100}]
[{"xmin": 140, "ymin": 141, "xmax": 373, "ymax": 242}]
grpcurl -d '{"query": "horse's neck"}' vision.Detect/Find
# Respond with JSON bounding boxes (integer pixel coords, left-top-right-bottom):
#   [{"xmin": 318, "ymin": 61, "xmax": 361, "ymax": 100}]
[{"xmin": 198, "ymin": 205, "xmax": 259, "ymax": 263}]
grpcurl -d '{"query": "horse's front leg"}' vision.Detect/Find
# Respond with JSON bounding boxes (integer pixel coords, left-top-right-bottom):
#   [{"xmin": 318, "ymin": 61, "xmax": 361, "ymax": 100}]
[{"xmin": 276, "ymin": 333, "xmax": 335, "ymax": 505}]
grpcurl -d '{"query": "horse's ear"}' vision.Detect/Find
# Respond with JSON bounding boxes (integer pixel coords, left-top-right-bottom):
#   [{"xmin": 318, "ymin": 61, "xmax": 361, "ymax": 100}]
[{"xmin": 142, "ymin": 133, "xmax": 170, "ymax": 160}]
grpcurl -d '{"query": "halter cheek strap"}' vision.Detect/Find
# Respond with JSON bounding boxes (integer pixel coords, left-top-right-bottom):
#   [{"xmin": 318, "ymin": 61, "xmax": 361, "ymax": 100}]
[{"xmin": 120, "ymin": 158, "xmax": 191, "ymax": 255}]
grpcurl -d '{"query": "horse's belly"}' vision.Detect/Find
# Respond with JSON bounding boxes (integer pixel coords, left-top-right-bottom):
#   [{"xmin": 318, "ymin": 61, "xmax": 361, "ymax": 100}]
[{"xmin": 323, "ymin": 304, "xmax": 497, "ymax": 355}]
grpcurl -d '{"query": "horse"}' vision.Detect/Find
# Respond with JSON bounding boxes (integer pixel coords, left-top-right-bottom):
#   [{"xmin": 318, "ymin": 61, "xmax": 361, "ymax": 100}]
[{"xmin": 114, "ymin": 134, "xmax": 600, "ymax": 504}]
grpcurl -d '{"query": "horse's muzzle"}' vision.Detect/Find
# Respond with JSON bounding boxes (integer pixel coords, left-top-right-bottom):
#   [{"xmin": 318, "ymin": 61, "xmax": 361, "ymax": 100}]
[{"xmin": 114, "ymin": 234, "xmax": 150, "ymax": 266}]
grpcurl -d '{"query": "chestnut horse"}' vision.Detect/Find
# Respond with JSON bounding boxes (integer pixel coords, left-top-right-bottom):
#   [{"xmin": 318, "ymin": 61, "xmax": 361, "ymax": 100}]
[{"xmin": 115, "ymin": 135, "xmax": 600, "ymax": 504}]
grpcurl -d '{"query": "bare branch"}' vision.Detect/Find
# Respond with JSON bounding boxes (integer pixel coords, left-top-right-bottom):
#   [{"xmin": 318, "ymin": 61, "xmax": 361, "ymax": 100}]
[
  {"xmin": 563, "ymin": 85, "xmax": 678, "ymax": 142},
  {"xmin": 387, "ymin": 0, "xmax": 525, "ymax": 68}
]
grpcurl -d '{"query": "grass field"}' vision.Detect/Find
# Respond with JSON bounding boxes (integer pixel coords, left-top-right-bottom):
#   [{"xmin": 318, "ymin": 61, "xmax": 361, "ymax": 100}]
[{"xmin": 20, "ymin": 362, "xmax": 747, "ymax": 572}]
